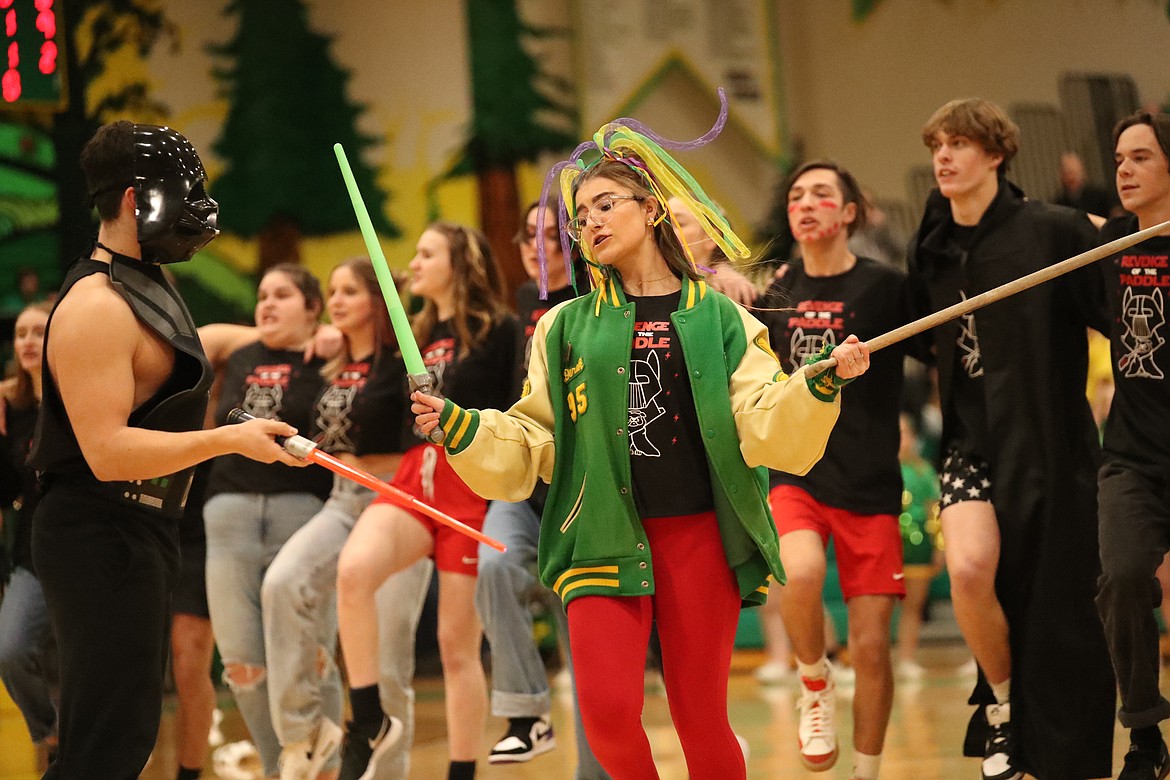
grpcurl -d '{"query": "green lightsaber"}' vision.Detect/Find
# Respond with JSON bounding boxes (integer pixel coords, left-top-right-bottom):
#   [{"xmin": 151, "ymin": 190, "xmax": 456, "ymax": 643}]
[{"xmin": 334, "ymin": 143, "xmax": 445, "ymax": 443}]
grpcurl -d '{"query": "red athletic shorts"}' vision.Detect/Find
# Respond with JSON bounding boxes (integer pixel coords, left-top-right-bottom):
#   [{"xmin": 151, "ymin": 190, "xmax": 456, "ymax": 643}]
[
  {"xmin": 374, "ymin": 443, "xmax": 487, "ymax": 576},
  {"xmin": 769, "ymin": 484, "xmax": 905, "ymax": 600}
]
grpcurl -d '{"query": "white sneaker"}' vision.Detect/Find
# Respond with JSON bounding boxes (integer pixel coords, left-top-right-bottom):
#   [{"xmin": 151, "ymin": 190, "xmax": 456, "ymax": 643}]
[
  {"xmin": 212, "ymin": 740, "xmax": 262, "ymax": 780},
  {"xmin": 279, "ymin": 718, "xmax": 343, "ymax": 780},
  {"xmin": 755, "ymin": 660, "xmax": 793, "ymax": 685},
  {"xmin": 982, "ymin": 702, "xmax": 1023, "ymax": 780},
  {"xmin": 797, "ymin": 672, "xmax": 838, "ymax": 771},
  {"xmin": 488, "ymin": 714, "xmax": 557, "ymax": 764},
  {"xmin": 897, "ymin": 659, "xmax": 927, "ymax": 680}
]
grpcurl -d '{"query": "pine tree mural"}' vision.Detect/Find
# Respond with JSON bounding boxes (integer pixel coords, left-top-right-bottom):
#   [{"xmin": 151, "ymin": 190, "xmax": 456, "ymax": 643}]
[
  {"xmin": 53, "ymin": 0, "xmax": 178, "ymax": 265},
  {"xmin": 451, "ymin": 0, "xmax": 576, "ymax": 295},
  {"xmin": 210, "ymin": 0, "xmax": 396, "ymax": 270}
]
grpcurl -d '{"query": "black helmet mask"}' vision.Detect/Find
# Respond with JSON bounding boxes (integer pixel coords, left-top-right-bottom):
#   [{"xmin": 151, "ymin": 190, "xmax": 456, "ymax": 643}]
[{"xmin": 133, "ymin": 124, "xmax": 220, "ymax": 264}]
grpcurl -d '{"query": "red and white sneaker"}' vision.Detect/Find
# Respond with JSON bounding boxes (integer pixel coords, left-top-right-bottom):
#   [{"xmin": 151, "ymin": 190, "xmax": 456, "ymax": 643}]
[{"xmin": 797, "ymin": 672, "xmax": 838, "ymax": 771}]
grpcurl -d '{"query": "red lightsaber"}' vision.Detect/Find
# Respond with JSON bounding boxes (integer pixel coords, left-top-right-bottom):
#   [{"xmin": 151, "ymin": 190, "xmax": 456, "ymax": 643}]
[{"xmin": 228, "ymin": 409, "xmax": 506, "ymax": 553}]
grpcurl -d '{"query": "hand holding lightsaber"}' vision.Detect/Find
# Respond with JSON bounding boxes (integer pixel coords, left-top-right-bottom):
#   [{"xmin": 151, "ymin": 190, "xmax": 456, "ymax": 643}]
[
  {"xmin": 227, "ymin": 409, "xmax": 505, "ymax": 552},
  {"xmin": 332, "ymin": 143, "xmax": 445, "ymax": 444},
  {"xmin": 805, "ymin": 219, "xmax": 1170, "ymax": 377}
]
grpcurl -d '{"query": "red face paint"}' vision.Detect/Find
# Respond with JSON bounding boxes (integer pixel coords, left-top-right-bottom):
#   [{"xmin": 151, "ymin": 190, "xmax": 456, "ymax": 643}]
[
  {"xmin": 788, "ymin": 196, "xmax": 845, "ymax": 243},
  {"xmin": 792, "ymin": 222, "xmax": 843, "ymax": 242}
]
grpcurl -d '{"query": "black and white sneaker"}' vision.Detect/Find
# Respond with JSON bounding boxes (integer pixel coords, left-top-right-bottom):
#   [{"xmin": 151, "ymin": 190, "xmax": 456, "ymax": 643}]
[
  {"xmin": 1119, "ymin": 739, "xmax": 1170, "ymax": 780},
  {"xmin": 339, "ymin": 714, "xmax": 403, "ymax": 780},
  {"xmin": 488, "ymin": 715, "xmax": 556, "ymax": 764},
  {"xmin": 982, "ymin": 702, "xmax": 1023, "ymax": 780}
]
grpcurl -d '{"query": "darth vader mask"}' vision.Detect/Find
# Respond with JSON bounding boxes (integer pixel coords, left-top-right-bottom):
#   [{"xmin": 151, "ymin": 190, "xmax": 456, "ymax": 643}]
[{"xmin": 132, "ymin": 124, "xmax": 220, "ymax": 264}]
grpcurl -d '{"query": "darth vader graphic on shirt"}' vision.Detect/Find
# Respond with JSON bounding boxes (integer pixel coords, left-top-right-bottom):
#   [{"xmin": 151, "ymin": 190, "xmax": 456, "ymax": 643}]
[
  {"xmin": 1119, "ymin": 286, "xmax": 1165, "ymax": 380},
  {"xmin": 629, "ymin": 350, "xmax": 665, "ymax": 456},
  {"xmin": 242, "ymin": 363, "xmax": 293, "ymax": 419},
  {"xmin": 789, "ymin": 327, "xmax": 836, "ymax": 373},
  {"xmin": 629, "ymin": 314, "xmax": 678, "ymax": 458},
  {"xmin": 316, "ymin": 361, "xmax": 371, "ymax": 453}
]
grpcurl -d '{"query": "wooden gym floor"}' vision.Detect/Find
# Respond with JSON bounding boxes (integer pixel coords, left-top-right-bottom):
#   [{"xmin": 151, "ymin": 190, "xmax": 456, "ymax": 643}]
[{"xmin": 0, "ymin": 640, "xmax": 1145, "ymax": 779}]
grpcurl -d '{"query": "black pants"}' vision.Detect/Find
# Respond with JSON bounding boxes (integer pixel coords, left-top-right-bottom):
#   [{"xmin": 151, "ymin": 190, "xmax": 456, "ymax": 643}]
[
  {"xmin": 31, "ymin": 485, "xmax": 179, "ymax": 779},
  {"xmin": 1096, "ymin": 459, "xmax": 1170, "ymax": 729}
]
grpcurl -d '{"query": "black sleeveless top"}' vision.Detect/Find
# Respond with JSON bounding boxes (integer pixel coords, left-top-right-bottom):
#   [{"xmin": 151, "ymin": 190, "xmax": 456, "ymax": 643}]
[{"xmin": 30, "ymin": 255, "xmax": 213, "ymax": 518}]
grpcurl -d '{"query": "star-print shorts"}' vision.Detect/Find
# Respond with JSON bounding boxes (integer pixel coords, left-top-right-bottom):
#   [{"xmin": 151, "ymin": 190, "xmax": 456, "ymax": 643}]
[{"xmin": 939, "ymin": 448, "xmax": 994, "ymax": 510}]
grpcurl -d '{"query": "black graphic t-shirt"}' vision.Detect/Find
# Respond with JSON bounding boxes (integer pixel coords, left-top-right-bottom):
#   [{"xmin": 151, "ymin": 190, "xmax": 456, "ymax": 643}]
[
  {"xmin": 516, "ymin": 279, "xmax": 583, "ymax": 513},
  {"xmin": 312, "ymin": 345, "xmax": 406, "ymax": 457},
  {"xmin": 514, "ymin": 280, "xmax": 579, "ymax": 399},
  {"xmin": 208, "ymin": 341, "xmax": 333, "ymax": 500},
  {"xmin": 626, "ymin": 291, "xmax": 714, "ymax": 518},
  {"xmin": 402, "ymin": 315, "xmax": 520, "ymax": 448},
  {"xmin": 1099, "ymin": 217, "xmax": 1170, "ymax": 472},
  {"xmin": 758, "ymin": 257, "xmax": 918, "ymax": 515}
]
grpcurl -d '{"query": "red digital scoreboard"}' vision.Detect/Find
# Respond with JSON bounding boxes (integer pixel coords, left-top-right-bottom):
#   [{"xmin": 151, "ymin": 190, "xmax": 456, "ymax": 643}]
[{"xmin": 1, "ymin": 0, "xmax": 64, "ymax": 109}]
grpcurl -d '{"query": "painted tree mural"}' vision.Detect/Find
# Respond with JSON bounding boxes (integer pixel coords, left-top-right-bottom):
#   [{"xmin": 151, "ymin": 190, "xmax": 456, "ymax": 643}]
[
  {"xmin": 209, "ymin": 0, "xmax": 396, "ymax": 271},
  {"xmin": 451, "ymin": 0, "xmax": 576, "ymax": 296},
  {"xmin": 53, "ymin": 1, "xmax": 178, "ymax": 266}
]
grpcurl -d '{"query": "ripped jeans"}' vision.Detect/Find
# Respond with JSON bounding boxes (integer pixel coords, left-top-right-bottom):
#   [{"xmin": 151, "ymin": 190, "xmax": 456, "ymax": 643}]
[
  {"xmin": 204, "ymin": 490, "xmax": 325, "ymax": 776},
  {"xmin": 263, "ymin": 476, "xmax": 433, "ymax": 780}
]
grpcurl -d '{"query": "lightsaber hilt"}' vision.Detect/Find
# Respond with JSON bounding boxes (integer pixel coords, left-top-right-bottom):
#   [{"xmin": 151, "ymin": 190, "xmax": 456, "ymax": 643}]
[
  {"xmin": 226, "ymin": 408, "xmax": 318, "ymax": 459},
  {"xmin": 408, "ymin": 373, "xmax": 446, "ymax": 445}
]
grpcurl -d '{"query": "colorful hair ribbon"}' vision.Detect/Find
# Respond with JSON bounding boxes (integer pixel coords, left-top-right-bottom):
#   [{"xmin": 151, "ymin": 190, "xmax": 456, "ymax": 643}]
[{"xmin": 535, "ymin": 87, "xmax": 750, "ymax": 298}]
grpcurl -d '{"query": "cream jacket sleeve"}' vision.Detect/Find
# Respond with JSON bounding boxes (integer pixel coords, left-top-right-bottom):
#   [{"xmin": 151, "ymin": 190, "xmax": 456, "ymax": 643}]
[{"xmin": 730, "ymin": 309, "xmax": 840, "ymax": 475}]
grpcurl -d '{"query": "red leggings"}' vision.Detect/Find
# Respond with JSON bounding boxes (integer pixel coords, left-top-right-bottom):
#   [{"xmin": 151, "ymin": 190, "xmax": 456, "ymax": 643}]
[{"xmin": 566, "ymin": 511, "xmax": 745, "ymax": 780}]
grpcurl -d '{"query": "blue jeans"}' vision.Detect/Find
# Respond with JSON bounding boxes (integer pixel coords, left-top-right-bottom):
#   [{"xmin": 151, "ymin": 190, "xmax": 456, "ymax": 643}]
[
  {"xmin": 204, "ymin": 490, "xmax": 325, "ymax": 776},
  {"xmin": 263, "ymin": 476, "xmax": 432, "ymax": 780},
  {"xmin": 476, "ymin": 499, "xmax": 609, "ymax": 780},
  {"xmin": 0, "ymin": 566, "xmax": 58, "ymax": 743}
]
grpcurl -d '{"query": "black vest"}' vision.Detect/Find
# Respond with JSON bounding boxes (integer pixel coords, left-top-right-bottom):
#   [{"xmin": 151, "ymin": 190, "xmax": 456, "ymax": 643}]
[{"xmin": 30, "ymin": 256, "xmax": 212, "ymax": 518}]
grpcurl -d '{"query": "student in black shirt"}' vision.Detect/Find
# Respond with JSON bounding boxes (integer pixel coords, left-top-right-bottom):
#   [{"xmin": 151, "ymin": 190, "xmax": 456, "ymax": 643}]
[
  {"xmin": 1095, "ymin": 110, "xmax": 1170, "ymax": 780},
  {"xmin": 262, "ymin": 257, "xmax": 434, "ymax": 778},
  {"xmin": 756, "ymin": 160, "xmax": 922, "ymax": 780},
  {"xmin": 200, "ymin": 264, "xmax": 333, "ymax": 778},
  {"xmin": 337, "ymin": 223, "xmax": 518, "ymax": 780},
  {"xmin": 0, "ymin": 302, "xmax": 55, "ymax": 759},
  {"xmin": 908, "ymin": 99, "xmax": 1113, "ymax": 780}
]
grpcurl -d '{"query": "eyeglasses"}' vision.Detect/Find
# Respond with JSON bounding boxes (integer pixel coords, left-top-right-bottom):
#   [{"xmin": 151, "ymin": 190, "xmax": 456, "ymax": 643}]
[
  {"xmin": 565, "ymin": 194, "xmax": 644, "ymax": 242},
  {"xmin": 513, "ymin": 227, "xmax": 560, "ymax": 246}
]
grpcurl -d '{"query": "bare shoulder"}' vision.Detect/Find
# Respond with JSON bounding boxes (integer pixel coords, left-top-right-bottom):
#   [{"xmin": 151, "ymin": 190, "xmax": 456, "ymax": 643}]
[{"xmin": 49, "ymin": 275, "xmax": 139, "ymax": 354}]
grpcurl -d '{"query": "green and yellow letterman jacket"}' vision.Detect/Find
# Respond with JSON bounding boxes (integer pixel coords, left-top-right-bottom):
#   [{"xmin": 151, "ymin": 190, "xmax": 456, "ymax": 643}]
[{"xmin": 438, "ymin": 275, "xmax": 841, "ymax": 608}]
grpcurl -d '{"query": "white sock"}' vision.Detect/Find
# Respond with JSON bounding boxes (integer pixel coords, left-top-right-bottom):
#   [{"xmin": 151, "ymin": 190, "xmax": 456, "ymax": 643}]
[
  {"xmin": 989, "ymin": 676, "xmax": 1011, "ymax": 705},
  {"xmin": 797, "ymin": 656, "xmax": 828, "ymax": 681},
  {"xmin": 853, "ymin": 751, "xmax": 882, "ymax": 779}
]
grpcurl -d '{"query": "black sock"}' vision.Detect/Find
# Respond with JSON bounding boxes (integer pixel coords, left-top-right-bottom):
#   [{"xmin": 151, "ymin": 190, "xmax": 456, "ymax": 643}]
[
  {"xmin": 177, "ymin": 767, "xmax": 201, "ymax": 780},
  {"xmin": 349, "ymin": 684, "xmax": 383, "ymax": 728},
  {"xmin": 1133, "ymin": 725, "xmax": 1163, "ymax": 751},
  {"xmin": 507, "ymin": 716, "xmax": 539, "ymax": 736},
  {"xmin": 448, "ymin": 760, "xmax": 476, "ymax": 780}
]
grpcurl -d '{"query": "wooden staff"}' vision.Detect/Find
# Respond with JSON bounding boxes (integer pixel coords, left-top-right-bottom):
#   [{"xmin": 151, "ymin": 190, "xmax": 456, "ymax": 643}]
[{"xmin": 806, "ymin": 219, "xmax": 1170, "ymax": 376}]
